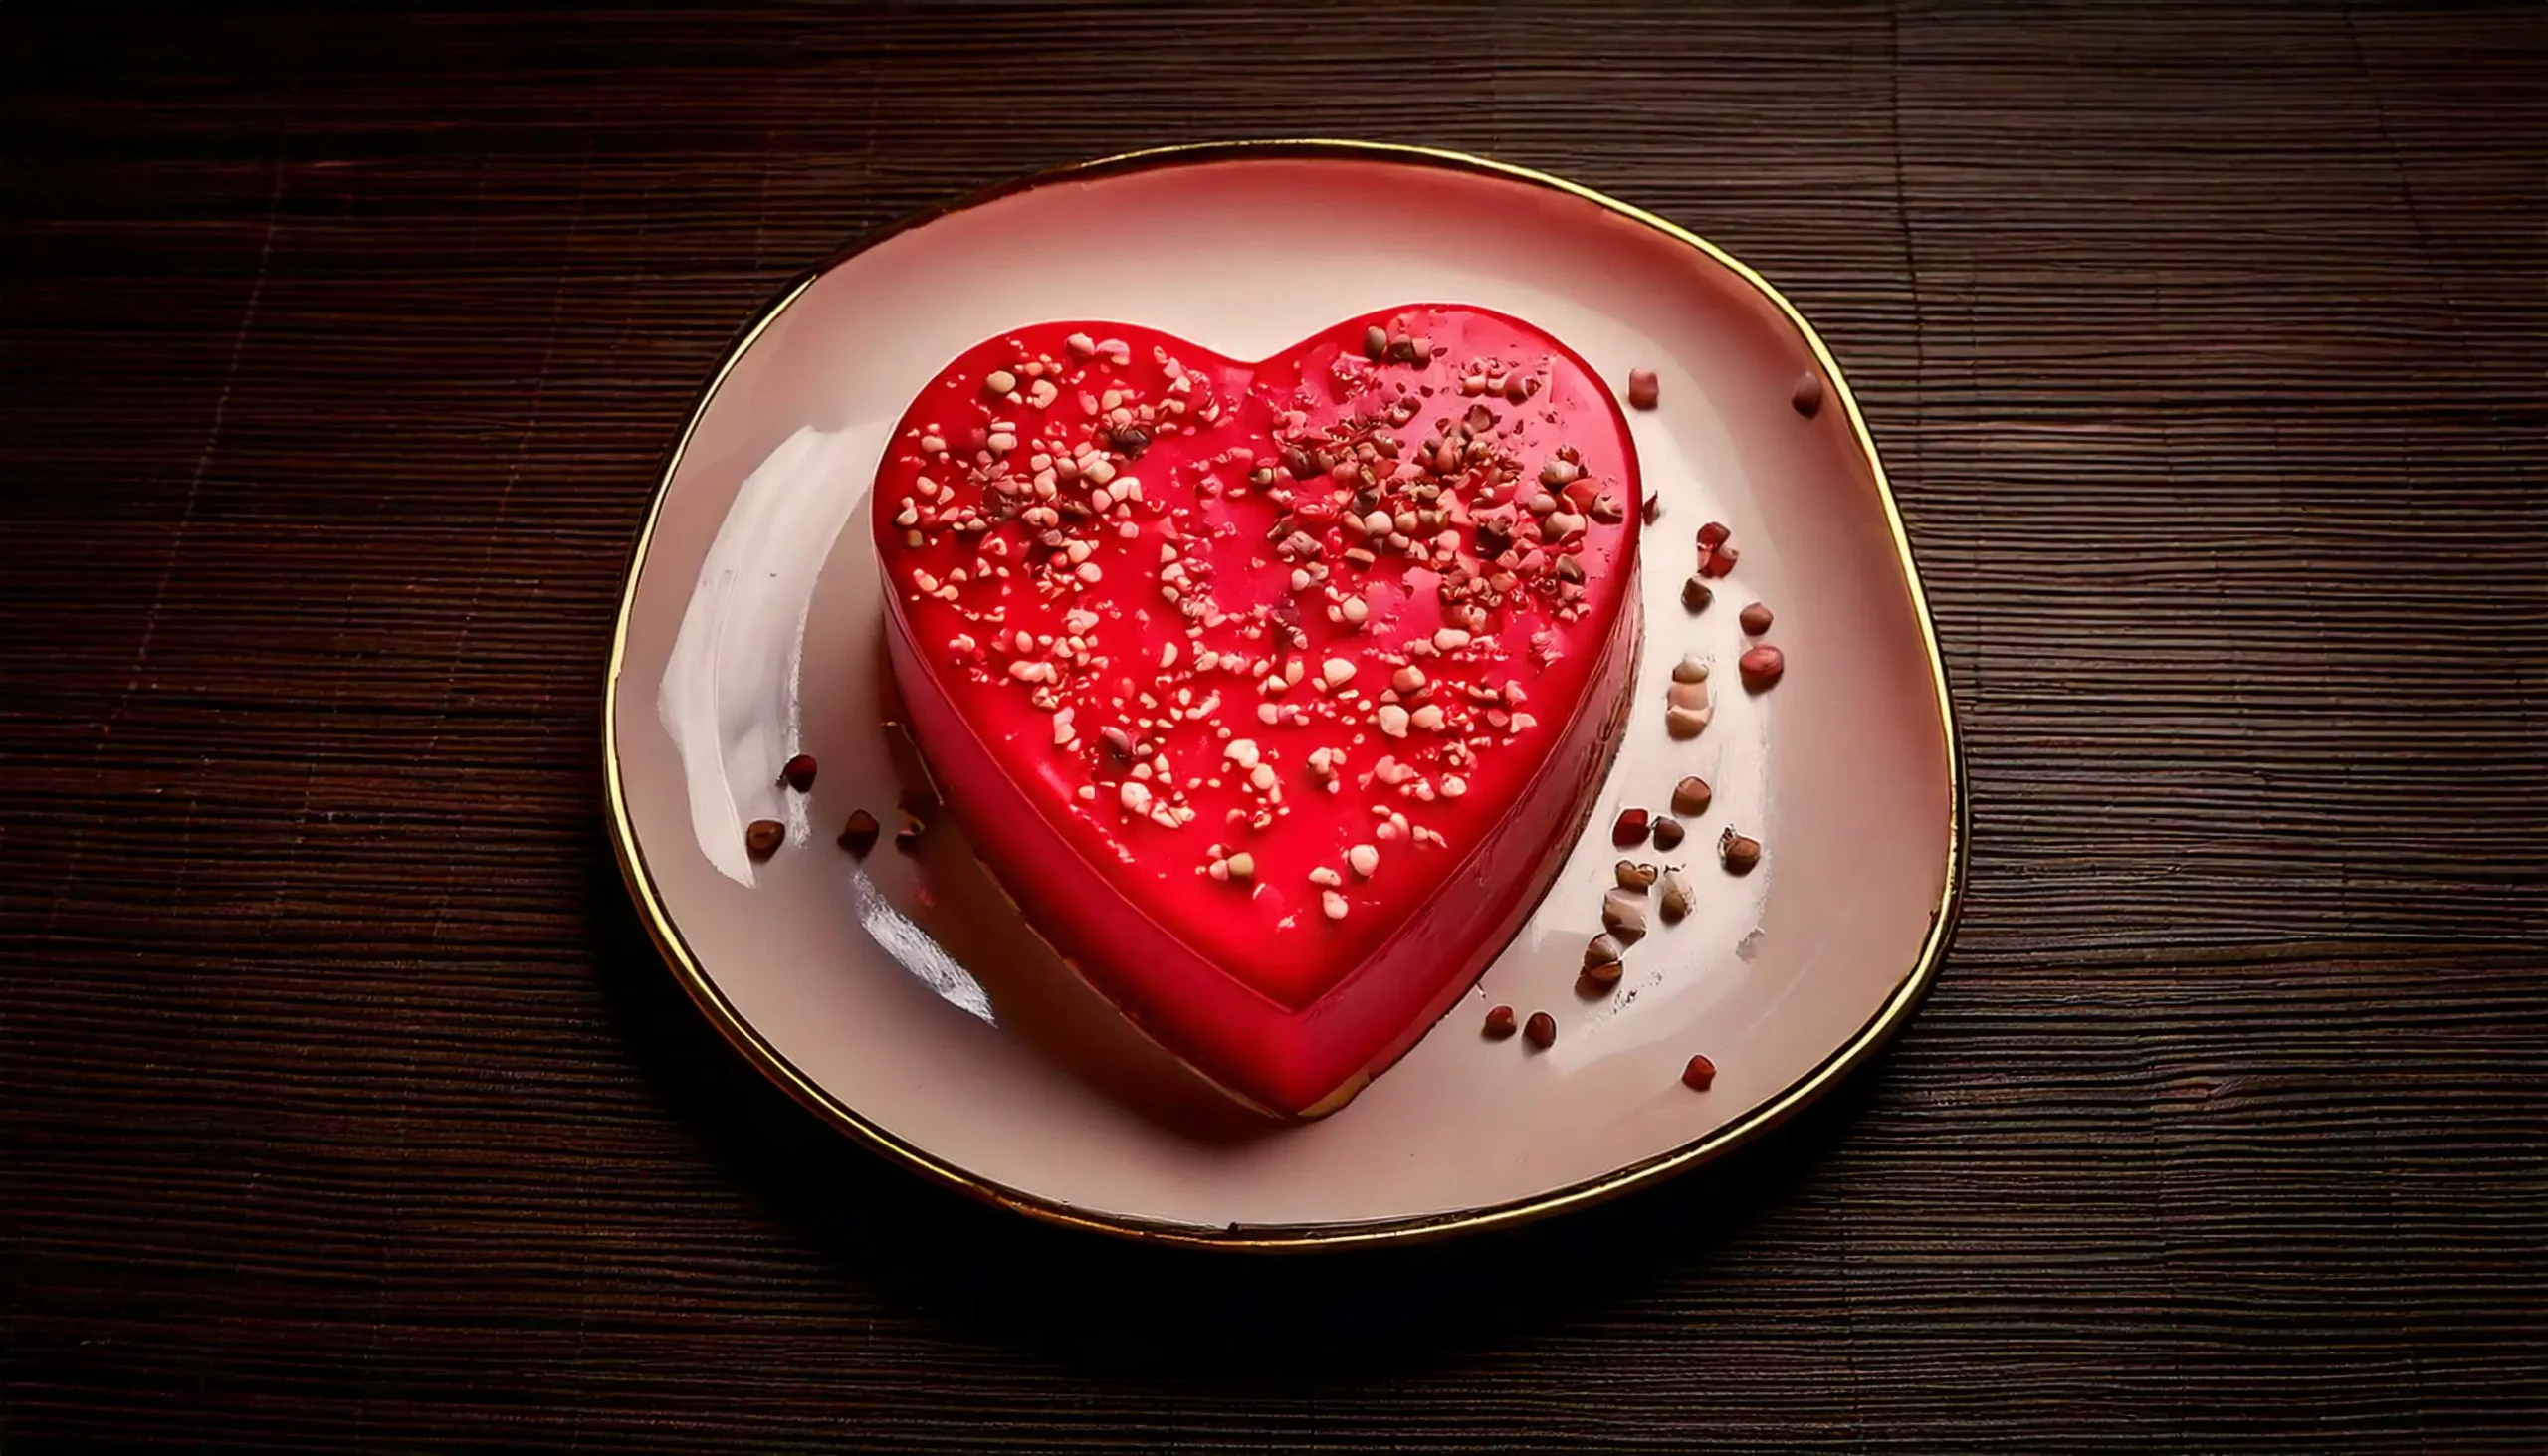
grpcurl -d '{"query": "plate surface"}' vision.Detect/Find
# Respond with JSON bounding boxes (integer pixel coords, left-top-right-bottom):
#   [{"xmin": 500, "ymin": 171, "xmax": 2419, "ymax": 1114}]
[{"xmin": 606, "ymin": 142, "xmax": 1962, "ymax": 1247}]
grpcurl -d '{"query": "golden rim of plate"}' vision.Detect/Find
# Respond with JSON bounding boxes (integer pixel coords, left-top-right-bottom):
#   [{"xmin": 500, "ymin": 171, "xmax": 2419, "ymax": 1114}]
[{"xmin": 602, "ymin": 139, "xmax": 1968, "ymax": 1253}]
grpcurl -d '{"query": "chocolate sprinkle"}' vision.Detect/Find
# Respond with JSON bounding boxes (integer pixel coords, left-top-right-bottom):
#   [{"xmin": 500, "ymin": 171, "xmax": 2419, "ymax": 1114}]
[
  {"xmin": 1792, "ymin": 370, "xmax": 1824, "ymax": 418},
  {"xmin": 837, "ymin": 808, "xmax": 881, "ymax": 856},
  {"xmin": 1588, "ymin": 928, "xmax": 1627, "ymax": 964},
  {"xmin": 1600, "ymin": 892, "xmax": 1647, "ymax": 943},
  {"xmin": 1720, "ymin": 829, "xmax": 1762, "ymax": 876},
  {"xmin": 1659, "ymin": 868, "xmax": 1694, "ymax": 923},
  {"xmin": 1671, "ymin": 775, "xmax": 1712, "ymax": 817}
]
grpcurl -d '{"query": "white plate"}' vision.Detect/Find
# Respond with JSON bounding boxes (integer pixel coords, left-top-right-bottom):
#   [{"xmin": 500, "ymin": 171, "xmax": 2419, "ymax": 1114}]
[{"xmin": 605, "ymin": 142, "xmax": 1963, "ymax": 1248}]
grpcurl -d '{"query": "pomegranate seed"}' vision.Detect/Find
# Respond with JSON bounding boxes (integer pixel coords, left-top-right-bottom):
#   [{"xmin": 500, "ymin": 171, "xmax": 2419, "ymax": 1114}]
[{"xmin": 1611, "ymin": 807, "xmax": 1651, "ymax": 847}]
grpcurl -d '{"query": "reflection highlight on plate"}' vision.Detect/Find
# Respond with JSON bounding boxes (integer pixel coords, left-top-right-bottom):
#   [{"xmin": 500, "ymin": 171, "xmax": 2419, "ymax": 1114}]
[
  {"xmin": 847, "ymin": 867, "xmax": 997, "ymax": 1025},
  {"xmin": 659, "ymin": 423, "xmax": 882, "ymax": 886}
]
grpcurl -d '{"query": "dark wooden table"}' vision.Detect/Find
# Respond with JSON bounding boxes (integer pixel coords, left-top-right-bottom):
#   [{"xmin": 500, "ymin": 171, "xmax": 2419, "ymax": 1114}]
[{"xmin": 5, "ymin": 4, "xmax": 2543, "ymax": 1450}]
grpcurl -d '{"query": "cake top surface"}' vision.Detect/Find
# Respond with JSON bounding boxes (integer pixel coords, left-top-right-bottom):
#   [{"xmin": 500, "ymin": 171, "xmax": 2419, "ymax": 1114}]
[{"xmin": 875, "ymin": 305, "xmax": 1639, "ymax": 1008}]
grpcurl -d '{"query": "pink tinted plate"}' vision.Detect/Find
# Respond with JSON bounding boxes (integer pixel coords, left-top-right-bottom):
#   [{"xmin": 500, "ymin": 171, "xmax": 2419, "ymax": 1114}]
[{"xmin": 605, "ymin": 142, "xmax": 1963, "ymax": 1249}]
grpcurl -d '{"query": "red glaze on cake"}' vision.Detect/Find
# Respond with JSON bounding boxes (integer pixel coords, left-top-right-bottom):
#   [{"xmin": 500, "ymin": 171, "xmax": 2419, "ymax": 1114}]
[{"xmin": 874, "ymin": 305, "xmax": 1641, "ymax": 1117}]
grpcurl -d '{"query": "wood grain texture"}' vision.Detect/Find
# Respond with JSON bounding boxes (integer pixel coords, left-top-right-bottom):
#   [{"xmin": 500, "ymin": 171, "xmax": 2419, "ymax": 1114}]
[{"xmin": 3, "ymin": 2, "xmax": 2544, "ymax": 1450}]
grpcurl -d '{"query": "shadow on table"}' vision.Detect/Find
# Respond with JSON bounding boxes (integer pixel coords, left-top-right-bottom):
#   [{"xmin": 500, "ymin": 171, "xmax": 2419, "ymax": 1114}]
[{"xmin": 589, "ymin": 841, "xmax": 1879, "ymax": 1378}]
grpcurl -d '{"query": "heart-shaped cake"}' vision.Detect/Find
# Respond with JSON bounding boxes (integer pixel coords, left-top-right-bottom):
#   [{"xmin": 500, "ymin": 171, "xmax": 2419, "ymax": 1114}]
[{"xmin": 874, "ymin": 305, "xmax": 1641, "ymax": 1117}]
